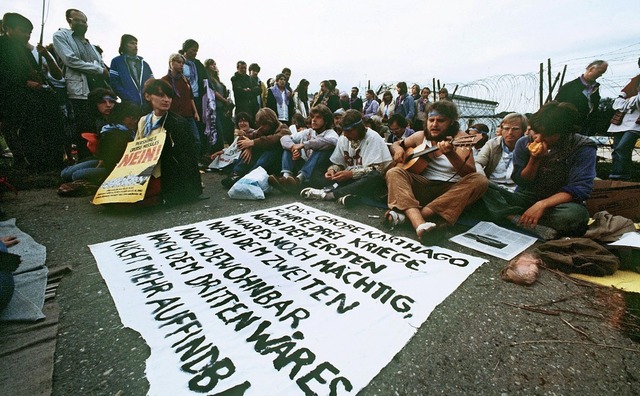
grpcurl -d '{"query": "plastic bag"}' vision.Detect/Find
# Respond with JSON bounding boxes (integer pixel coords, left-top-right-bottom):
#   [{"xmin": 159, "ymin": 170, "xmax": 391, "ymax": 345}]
[{"xmin": 228, "ymin": 166, "xmax": 270, "ymax": 200}]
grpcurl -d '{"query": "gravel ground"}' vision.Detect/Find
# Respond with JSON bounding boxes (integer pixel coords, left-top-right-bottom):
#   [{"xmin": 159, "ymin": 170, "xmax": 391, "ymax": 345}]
[{"xmin": 2, "ymin": 170, "xmax": 639, "ymax": 395}]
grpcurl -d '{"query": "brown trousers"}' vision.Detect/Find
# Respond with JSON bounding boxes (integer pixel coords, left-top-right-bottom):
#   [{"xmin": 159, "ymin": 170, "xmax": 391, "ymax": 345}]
[{"xmin": 386, "ymin": 167, "xmax": 488, "ymax": 224}]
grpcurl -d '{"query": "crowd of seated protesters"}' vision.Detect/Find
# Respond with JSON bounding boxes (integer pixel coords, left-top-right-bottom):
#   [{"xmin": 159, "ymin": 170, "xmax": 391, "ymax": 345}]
[{"xmin": 1, "ymin": 10, "xmax": 622, "ymax": 245}]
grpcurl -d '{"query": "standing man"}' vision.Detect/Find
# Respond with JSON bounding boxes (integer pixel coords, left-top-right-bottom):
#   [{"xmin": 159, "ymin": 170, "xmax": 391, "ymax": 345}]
[
  {"xmin": 555, "ymin": 60, "xmax": 608, "ymax": 135},
  {"xmin": 249, "ymin": 63, "xmax": 267, "ymax": 108},
  {"xmin": 266, "ymin": 73, "xmax": 294, "ymax": 125},
  {"xmin": 348, "ymin": 87, "xmax": 363, "ymax": 112},
  {"xmin": 282, "ymin": 67, "xmax": 292, "ymax": 95},
  {"xmin": 232, "ymin": 60, "xmax": 261, "ymax": 123},
  {"xmin": 53, "ymin": 8, "xmax": 108, "ymax": 159},
  {"xmin": 109, "ymin": 34, "xmax": 153, "ymax": 107},
  {"xmin": 394, "ymin": 82, "xmax": 415, "ymax": 126}
]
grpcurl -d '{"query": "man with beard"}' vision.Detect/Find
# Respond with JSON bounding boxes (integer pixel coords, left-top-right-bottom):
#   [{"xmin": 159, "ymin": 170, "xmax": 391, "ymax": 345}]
[{"xmin": 385, "ymin": 100, "xmax": 488, "ymax": 241}]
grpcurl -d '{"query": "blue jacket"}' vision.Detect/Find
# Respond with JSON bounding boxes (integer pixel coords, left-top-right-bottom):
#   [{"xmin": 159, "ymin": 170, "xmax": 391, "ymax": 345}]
[
  {"xmin": 394, "ymin": 94, "xmax": 415, "ymax": 122},
  {"xmin": 512, "ymin": 134, "xmax": 596, "ymax": 202},
  {"xmin": 109, "ymin": 55, "xmax": 153, "ymax": 106}
]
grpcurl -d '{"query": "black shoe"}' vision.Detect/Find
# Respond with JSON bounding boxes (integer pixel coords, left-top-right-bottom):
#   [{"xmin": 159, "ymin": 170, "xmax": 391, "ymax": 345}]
[
  {"xmin": 221, "ymin": 174, "xmax": 241, "ymax": 189},
  {"xmin": 337, "ymin": 194, "xmax": 360, "ymax": 208}
]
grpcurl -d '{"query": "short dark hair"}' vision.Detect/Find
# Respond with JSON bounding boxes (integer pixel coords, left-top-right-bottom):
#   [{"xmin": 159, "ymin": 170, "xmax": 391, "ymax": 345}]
[
  {"xmin": 2, "ymin": 12, "xmax": 33, "ymax": 30},
  {"xmin": 397, "ymin": 82, "xmax": 408, "ymax": 95},
  {"xmin": 388, "ymin": 114, "xmax": 408, "ymax": 128},
  {"xmin": 236, "ymin": 60, "xmax": 246, "ymax": 69},
  {"xmin": 181, "ymin": 39, "xmax": 198, "ymax": 52},
  {"xmin": 529, "ymin": 101, "xmax": 580, "ymax": 136},
  {"xmin": 143, "ymin": 78, "xmax": 175, "ymax": 99},
  {"xmin": 110, "ymin": 101, "xmax": 141, "ymax": 124},
  {"xmin": 248, "ymin": 63, "xmax": 260, "ymax": 73},
  {"xmin": 65, "ymin": 9, "xmax": 84, "ymax": 20},
  {"xmin": 282, "ymin": 67, "xmax": 291, "ymax": 74},
  {"xmin": 309, "ymin": 104, "xmax": 334, "ymax": 130},
  {"xmin": 235, "ymin": 112, "xmax": 251, "ymax": 127},
  {"xmin": 88, "ymin": 88, "xmax": 117, "ymax": 109},
  {"xmin": 118, "ymin": 34, "xmax": 137, "ymax": 55}
]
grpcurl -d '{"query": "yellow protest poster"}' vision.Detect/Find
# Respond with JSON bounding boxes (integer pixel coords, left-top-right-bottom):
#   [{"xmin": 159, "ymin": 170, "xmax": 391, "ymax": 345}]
[{"xmin": 92, "ymin": 133, "xmax": 166, "ymax": 205}]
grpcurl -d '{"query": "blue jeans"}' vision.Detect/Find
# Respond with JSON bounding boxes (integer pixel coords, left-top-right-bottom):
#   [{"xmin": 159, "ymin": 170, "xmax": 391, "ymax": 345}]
[
  {"xmin": 60, "ymin": 160, "xmax": 108, "ymax": 183},
  {"xmin": 610, "ymin": 130, "xmax": 640, "ymax": 180},
  {"xmin": 281, "ymin": 150, "xmax": 332, "ymax": 182},
  {"xmin": 232, "ymin": 147, "xmax": 283, "ymax": 176}
]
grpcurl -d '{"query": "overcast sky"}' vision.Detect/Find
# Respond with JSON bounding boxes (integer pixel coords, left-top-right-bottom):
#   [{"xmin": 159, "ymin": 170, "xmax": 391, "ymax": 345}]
[{"xmin": 5, "ymin": 0, "xmax": 640, "ymax": 112}]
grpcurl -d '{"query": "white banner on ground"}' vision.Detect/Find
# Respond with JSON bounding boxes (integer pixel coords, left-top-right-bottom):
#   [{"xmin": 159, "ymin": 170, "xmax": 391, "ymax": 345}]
[{"xmin": 90, "ymin": 203, "xmax": 486, "ymax": 395}]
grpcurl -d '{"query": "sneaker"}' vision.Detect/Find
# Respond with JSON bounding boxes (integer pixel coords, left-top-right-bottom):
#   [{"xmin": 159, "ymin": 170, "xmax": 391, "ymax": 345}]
[
  {"xmin": 508, "ymin": 215, "xmax": 558, "ymax": 240},
  {"xmin": 337, "ymin": 194, "xmax": 360, "ymax": 208},
  {"xmin": 300, "ymin": 187, "xmax": 326, "ymax": 200},
  {"xmin": 1, "ymin": 148, "xmax": 13, "ymax": 159}
]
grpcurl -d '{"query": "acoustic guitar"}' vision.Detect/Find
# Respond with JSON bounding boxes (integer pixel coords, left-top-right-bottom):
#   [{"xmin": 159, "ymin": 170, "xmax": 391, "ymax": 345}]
[{"xmin": 401, "ymin": 134, "xmax": 482, "ymax": 174}]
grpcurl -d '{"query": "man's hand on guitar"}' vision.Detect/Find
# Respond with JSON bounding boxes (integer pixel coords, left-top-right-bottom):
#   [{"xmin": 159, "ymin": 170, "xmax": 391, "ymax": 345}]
[
  {"xmin": 392, "ymin": 145, "xmax": 406, "ymax": 164},
  {"xmin": 436, "ymin": 139, "xmax": 454, "ymax": 155}
]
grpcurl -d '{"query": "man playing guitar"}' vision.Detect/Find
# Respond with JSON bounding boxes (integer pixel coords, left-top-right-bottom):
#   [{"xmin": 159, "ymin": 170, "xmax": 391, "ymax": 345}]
[{"xmin": 385, "ymin": 101, "xmax": 488, "ymax": 241}]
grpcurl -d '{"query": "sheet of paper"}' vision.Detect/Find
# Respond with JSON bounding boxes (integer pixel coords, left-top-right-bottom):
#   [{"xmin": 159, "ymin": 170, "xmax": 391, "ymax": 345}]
[{"xmin": 450, "ymin": 221, "xmax": 537, "ymax": 260}]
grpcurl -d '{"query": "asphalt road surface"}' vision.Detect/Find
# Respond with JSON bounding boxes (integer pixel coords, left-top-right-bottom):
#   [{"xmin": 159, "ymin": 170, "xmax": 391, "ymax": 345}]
[{"xmin": 2, "ymin": 171, "xmax": 639, "ymax": 395}]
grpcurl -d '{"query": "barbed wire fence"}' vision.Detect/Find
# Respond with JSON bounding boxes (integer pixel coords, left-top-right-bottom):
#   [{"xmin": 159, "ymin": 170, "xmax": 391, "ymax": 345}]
[{"xmin": 448, "ymin": 42, "xmax": 640, "ymax": 115}]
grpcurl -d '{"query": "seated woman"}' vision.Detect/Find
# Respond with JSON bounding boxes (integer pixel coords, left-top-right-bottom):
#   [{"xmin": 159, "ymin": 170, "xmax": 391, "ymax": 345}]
[
  {"xmin": 299, "ymin": 110, "xmax": 392, "ymax": 207},
  {"xmin": 221, "ymin": 108, "xmax": 290, "ymax": 188},
  {"xmin": 135, "ymin": 78, "xmax": 202, "ymax": 204},
  {"xmin": 208, "ymin": 112, "xmax": 253, "ymax": 171},
  {"xmin": 481, "ymin": 101, "xmax": 597, "ymax": 239},
  {"xmin": 60, "ymin": 101, "xmax": 140, "ymax": 184}
]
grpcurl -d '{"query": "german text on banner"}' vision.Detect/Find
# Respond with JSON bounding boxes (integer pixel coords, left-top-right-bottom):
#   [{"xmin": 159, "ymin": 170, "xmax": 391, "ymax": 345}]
[
  {"xmin": 92, "ymin": 133, "xmax": 165, "ymax": 205},
  {"xmin": 89, "ymin": 203, "xmax": 486, "ymax": 395}
]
